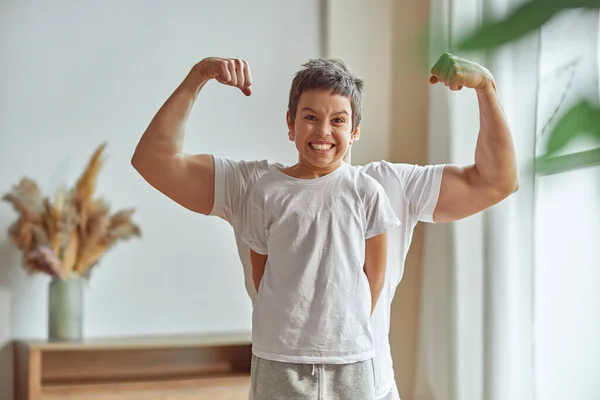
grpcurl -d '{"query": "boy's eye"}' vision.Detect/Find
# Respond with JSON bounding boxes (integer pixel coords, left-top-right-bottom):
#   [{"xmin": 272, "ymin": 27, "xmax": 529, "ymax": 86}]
[
  {"xmin": 305, "ymin": 115, "xmax": 317, "ymax": 121},
  {"xmin": 333, "ymin": 118, "xmax": 345, "ymax": 124}
]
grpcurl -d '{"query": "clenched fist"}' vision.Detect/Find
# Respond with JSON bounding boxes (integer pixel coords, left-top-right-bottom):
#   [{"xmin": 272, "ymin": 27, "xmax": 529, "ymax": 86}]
[
  {"xmin": 429, "ymin": 53, "xmax": 494, "ymax": 92},
  {"xmin": 195, "ymin": 57, "xmax": 253, "ymax": 96}
]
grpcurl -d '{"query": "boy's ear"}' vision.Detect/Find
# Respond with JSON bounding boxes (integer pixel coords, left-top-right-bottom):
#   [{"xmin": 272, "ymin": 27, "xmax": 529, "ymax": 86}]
[
  {"xmin": 286, "ymin": 111, "xmax": 295, "ymax": 141},
  {"xmin": 350, "ymin": 124, "xmax": 361, "ymax": 144}
]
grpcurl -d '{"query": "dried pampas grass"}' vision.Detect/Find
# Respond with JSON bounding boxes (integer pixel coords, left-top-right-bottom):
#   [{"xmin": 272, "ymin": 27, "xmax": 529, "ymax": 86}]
[{"xmin": 2, "ymin": 143, "xmax": 141, "ymax": 279}]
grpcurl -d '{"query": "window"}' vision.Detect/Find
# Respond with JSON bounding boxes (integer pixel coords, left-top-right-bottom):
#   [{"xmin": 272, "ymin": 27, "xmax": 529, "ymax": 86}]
[{"xmin": 533, "ymin": 9, "xmax": 600, "ymax": 400}]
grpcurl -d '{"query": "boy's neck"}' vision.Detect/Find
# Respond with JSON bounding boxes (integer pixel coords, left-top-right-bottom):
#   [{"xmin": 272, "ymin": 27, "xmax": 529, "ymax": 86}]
[{"xmin": 282, "ymin": 159, "xmax": 344, "ymax": 179}]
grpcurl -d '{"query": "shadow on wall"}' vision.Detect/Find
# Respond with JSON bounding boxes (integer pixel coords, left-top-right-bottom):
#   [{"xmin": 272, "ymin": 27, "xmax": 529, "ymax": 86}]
[
  {"xmin": 0, "ymin": 343, "xmax": 13, "ymax": 399},
  {"xmin": 0, "ymin": 226, "xmax": 26, "ymax": 400}
]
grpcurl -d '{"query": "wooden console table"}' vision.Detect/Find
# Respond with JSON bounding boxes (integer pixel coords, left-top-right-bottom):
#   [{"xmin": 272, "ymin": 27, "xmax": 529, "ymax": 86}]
[{"xmin": 14, "ymin": 332, "xmax": 252, "ymax": 400}]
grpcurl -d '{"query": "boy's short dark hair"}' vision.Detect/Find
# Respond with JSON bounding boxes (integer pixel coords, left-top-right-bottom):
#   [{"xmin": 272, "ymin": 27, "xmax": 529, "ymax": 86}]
[{"xmin": 288, "ymin": 59, "xmax": 364, "ymax": 131}]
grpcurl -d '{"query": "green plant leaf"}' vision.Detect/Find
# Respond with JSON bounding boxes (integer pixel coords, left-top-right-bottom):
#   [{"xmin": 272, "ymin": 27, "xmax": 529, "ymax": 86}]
[
  {"xmin": 535, "ymin": 147, "xmax": 600, "ymax": 175},
  {"xmin": 545, "ymin": 100, "xmax": 600, "ymax": 156},
  {"xmin": 456, "ymin": 0, "xmax": 600, "ymax": 52}
]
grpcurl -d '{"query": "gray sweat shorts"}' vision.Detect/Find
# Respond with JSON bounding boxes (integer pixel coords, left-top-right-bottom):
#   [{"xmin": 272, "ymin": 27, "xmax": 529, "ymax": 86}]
[{"xmin": 250, "ymin": 354, "xmax": 376, "ymax": 400}]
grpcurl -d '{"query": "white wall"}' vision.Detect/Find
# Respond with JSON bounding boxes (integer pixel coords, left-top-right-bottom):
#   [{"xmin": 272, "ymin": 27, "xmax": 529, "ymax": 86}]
[
  {"xmin": 0, "ymin": 0, "xmax": 321, "ymax": 395},
  {"xmin": 325, "ymin": 0, "xmax": 394, "ymax": 165}
]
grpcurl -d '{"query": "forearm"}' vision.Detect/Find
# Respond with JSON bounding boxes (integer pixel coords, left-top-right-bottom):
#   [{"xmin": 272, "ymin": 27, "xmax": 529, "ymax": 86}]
[
  {"xmin": 132, "ymin": 66, "xmax": 207, "ymax": 166},
  {"xmin": 367, "ymin": 273, "xmax": 385, "ymax": 315},
  {"xmin": 364, "ymin": 233, "xmax": 387, "ymax": 314},
  {"xmin": 250, "ymin": 250, "xmax": 268, "ymax": 292},
  {"xmin": 473, "ymin": 81, "xmax": 518, "ymax": 193}
]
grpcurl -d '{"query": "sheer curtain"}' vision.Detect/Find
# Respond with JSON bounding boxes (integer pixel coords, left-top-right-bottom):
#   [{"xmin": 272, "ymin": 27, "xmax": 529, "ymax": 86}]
[
  {"xmin": 533, "ymin": 9, "xmax": 600, "ymax": 400},
  {"xmin": 414, "ymin": 0, "xmax": 539, "ymax": 399}
]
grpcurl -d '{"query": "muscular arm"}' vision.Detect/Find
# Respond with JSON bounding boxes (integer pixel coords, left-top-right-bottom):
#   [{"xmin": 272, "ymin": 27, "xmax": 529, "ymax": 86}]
[
  {"xmin": 131, "ymin": 58, "xmax": 252, "ymax": 215},
  {"xmin": 429, "ymin": 54, "xmax": 518, "ymax": 223},
  {"xmin": 364, "ymin": 233, "xmax": 388, "ymax": 315},
  {"xmin": 250, "ymin": 250, "xmax": 268, "ymax": 292}
]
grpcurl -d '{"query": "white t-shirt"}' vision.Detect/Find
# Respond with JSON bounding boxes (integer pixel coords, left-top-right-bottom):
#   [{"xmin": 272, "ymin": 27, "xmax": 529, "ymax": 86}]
[
  {"xmin": 240, "ymin": 163, "xmax": 401, "ymax": 364},
  {"xmin": 210, "ymin": 157, "xmax": 444, "ymax": 400}
]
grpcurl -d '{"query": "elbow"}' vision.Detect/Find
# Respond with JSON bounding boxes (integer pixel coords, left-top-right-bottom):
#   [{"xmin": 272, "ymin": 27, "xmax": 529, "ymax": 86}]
[
  {"xmin": 506, "ymin": 170, "xmax": 519, "ymax": 195},
  {"xmin": 130, "ymin": 155, "xmax": 146, "ymax": 182},
  {"xmin": 131, "ymin": 142, "xmax": 144, "ymax": 169},
  {"xmin": 510, "ymin": 177, "xmax": 519, "ymax": 194},
  {"xmin": 130, "ymin": 153, "xmax": 143, "ymax": 174},
  {"xmin": 130, "ymin": 148, "xmax": 160, "ymax": 189},
  {"xmin": 131, "ymin": 146, "xmax": 150, "ymax": 176},
  {"xmin": 130, "ymin": 152, "xmax": 140, "ymax": 171},
  {"xmin": 496, "ymin": 174, "xmax": 519, "ymax": 200}
]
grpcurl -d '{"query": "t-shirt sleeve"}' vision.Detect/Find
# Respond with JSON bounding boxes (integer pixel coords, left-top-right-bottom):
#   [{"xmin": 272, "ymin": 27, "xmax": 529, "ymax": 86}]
[
  {"xmin": 210, "ymin": 156, "xmax": 270, "ymax": 224},
  {"xmin": 364, "ymin": 180, "xmax": 402, "ymax": 239},
  {"xmin": 240, "ymin": 184, "xmax": 269, "ymax": 255},
  {"xmin": 390, "ymin": 162, "xmax": 444, "ymax": 223}
]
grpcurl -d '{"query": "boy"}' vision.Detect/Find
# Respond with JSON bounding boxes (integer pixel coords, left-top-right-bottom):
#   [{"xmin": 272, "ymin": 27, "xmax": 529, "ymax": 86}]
[{"xmin": 241, "ymin": 60, "xmax": 401, "ymax": 399}]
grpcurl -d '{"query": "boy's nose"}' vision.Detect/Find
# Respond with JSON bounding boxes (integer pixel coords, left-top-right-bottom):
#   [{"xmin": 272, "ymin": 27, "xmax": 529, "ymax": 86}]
[{"xmin": 315, "ymin": 123, "xmax": 332, "ymax": 137}]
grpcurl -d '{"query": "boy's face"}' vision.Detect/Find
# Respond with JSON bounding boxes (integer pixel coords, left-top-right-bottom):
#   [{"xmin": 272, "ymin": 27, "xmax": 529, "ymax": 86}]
[{"xmin": 287, "ymin": 89, "xmax": 360, "ymax": 170}]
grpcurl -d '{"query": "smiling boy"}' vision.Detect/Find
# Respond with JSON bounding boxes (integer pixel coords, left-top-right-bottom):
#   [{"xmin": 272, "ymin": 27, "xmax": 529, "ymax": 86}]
[{"xmin": 241, "ymin": 60, "xmax": 401, "ymax": 399}]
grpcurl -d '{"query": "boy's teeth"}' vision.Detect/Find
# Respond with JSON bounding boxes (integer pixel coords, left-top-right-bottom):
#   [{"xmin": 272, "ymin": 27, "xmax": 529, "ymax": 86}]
[{"xmin": 310, "ymin": 143, "xmax": 333, "ymax": 151}]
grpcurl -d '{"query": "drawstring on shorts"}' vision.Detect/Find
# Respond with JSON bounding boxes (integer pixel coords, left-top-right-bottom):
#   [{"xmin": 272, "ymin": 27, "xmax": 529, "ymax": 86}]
[{"xmin": 311, "ymin": 364, "xmax": 316, "ymax": 376}]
